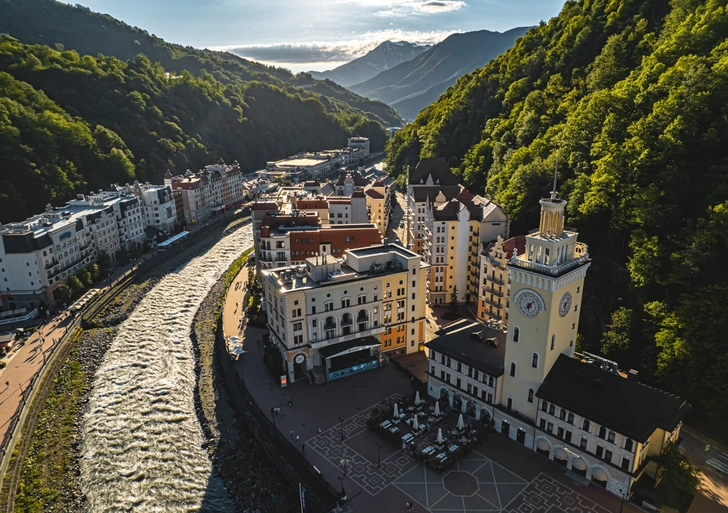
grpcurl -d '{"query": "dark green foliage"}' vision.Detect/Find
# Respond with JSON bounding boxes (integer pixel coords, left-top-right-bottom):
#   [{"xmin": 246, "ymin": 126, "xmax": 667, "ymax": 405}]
[
  {"xmin": 0, "ymin": 38, "xmax": 389, "ymax": 223},
  {"xmin": 386, "ymin": 0, "xmax": 728, "ymax": 436},
  {"xmin": 656, "ymin": 441, "xmax": 699, "ymax": 510}
]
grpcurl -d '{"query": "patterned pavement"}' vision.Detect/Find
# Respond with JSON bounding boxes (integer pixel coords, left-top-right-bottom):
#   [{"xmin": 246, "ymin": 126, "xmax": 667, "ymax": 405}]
[
  {"xmin": 308, "ymin": 402, "xmax": 619, "ymax": 513},
  {"xmin": 394, "ymin": 450, "xmax": 528, "ymax": 512},
  {"xmin": 504, "ymin": 474, "xmax": 611, "ymax": 513}
]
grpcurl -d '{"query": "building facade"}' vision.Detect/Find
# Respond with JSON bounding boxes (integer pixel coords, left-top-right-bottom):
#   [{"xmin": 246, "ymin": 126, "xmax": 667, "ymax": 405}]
[
  {"xmin": 476, "ymin": 235, "xmax": 526, "ymax": 323},
  {"xmin": 262, "ymin": 243, "xmax": 426, "ymax": 384}
]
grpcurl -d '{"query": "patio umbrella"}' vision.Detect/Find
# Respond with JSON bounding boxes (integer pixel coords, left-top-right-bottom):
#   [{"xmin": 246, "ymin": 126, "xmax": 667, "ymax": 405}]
[
  {"xmin": 230, "ymin": 345, "xmax": 246, "ymax": 355},
  {"xmin": 393, "ymin": 403, "xmax": 399, "ymax": 419},
  {"xmin": 412, "ymin": 414, "xmax": 419, "ymax": 431},
  {"xmin": 415, "ymin": 391, "xmax": 421, "ymax": 405},
  {"xmin": 437, "ymin": 428, "xmax": 444, "ymax": 445},
  {"xmin": 457, "ymin": 413, "xmax": 465, "ymax": 430},
  {"xmin": 434, "ymin": 401, "xmax": 441, "ymax": 416},
  {"xmin": 228, "ymin": 336, "xmax": 241, "ymax": 343}
]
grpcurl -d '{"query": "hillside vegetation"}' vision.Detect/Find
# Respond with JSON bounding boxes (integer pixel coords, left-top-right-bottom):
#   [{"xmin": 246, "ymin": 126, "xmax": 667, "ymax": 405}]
[
  {"xmin": 0, "ymin": 0, "xmax": 402, "ymax": 127},
  {"xmin": 387, "ymin": 0, "xmax": 728, "ymax": 436},
  {"xmin": 0, "ymin": 38, "xmax": 387, "ymax": 223}
]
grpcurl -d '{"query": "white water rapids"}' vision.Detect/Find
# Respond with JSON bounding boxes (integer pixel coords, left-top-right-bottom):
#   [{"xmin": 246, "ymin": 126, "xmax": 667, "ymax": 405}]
[{"xmin": 80, "ymin": 228, "xmax": 252, "ymax": 512}]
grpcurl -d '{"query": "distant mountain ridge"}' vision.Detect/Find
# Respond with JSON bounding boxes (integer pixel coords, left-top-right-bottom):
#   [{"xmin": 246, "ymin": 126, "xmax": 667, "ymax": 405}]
[
  {"xmin": 309, "ymin": 40, "xmax": 430, "ymax": 88},
  {"xmin": 350, "ymin": 28, "xmax": 530, "ymax": 119}
]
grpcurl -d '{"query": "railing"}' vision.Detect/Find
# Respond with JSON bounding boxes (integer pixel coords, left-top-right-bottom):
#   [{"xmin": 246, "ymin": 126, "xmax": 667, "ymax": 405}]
[{"xmin": 511, "ymin": 249, "xmax": 590, "ymax": 276}]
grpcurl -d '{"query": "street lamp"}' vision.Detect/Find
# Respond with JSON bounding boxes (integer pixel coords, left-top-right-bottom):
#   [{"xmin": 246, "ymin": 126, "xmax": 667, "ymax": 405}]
[
  {"xmin": 376, "ymin": 443, "xmax": 383, "ymax": 469},
  {"xmin": 338, "ymin": 416, "xmax": 345, "ymax": 441},
  {"xmin": 619, "ymin": 486, "xmax": 628, "ymax": 513},
  {"xmin": 340, "ymin": 457, "xmax": 350, "ymax": 477},
  {"xmin": 338, "ymin": 477, "xmax": 347, "ymax": 503}
]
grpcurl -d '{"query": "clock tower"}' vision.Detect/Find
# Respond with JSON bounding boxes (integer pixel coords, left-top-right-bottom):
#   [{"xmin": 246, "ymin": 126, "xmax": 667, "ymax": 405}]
[{"xmin": 501, "ymin": 187, "xmax": 590, "ymax": 421}]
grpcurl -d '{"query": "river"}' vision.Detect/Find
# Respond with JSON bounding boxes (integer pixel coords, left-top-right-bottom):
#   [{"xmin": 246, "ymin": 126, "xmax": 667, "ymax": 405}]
[{"xmin": 80, "ymin": 227, "xmax": 252, "ymax": 512}]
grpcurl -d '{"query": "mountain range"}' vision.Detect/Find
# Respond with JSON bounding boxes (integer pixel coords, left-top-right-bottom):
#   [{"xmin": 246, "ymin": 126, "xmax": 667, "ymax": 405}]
[
  {"xmin": 309, "ymin": 40, "xmax": 430, "ymax": 88},
  {"xmin": 349, "ymin": 28, "xmax": 530, "ymax": 119}
]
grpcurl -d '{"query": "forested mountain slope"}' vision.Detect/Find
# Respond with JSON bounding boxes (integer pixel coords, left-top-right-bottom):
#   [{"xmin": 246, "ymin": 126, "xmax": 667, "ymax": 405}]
[
  {"xmin": 350, "ymin": 28, "xmax": 529, "ymax": 119},
  {"xmin": 386, "ymin": 0, "xmax": 728, "ymax": 436},
  {"xmin": 0, "ymin": 0, "xmax": 402, "ymax": 127},
  {"xmin": 0, "ymin": 39, "xmax": 386, "ymax": 223}
]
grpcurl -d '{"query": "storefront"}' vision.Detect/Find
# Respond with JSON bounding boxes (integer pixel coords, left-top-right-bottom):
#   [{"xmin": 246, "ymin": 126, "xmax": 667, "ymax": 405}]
[{"xmin": 319, "ymin": 337, "xmax": 381, "ymax": 382}]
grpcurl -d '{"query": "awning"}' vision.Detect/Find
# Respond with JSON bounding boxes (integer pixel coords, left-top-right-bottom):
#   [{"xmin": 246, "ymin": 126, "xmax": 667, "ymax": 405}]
[
  {"xmin": 592, "ymin": 467, "xmax": 608, "ymax": 481},
  {"xmin": 572, "ymin": 457, "xmax": 588, "ymax": 471},
  {"xmin": 536, "ymin": 438, "xmax": 550, "ymax": 451},
  {"xmin": 553, "ymin": 448, "xmax": 568, "ymax": 460},
  {"xmin": 318, "ymin": 336, "xmax": 380, "ymax": 359}
]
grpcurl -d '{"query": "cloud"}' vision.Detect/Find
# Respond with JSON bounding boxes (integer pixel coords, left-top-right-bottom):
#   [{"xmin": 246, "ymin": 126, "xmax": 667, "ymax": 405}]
[
  {"xmin": 339, "ymin": 0, "xmax": 466, "ymax": 15},
  {"xmin": 218, "ymin": 29, "xmax": 458, "ymax": 72}
]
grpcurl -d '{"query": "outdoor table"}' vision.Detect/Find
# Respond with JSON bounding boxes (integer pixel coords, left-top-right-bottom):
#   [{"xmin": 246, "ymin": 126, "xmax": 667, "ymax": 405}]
[
  {"xmin": 448, "ymin": 444, "xmax": 459, "ymax": 453},
  {"xmin": 436, "ymin": 452, "xmax": 447, "ymax": 461},
  {"xmin": 423, "ymin": 446, "xmax": 435, "ymax": 455},
  {"xmin": 389, "ymin": 426, "xmax": 400, "ymax": 434},
  {"xmin": 381, "ymin": 420, "xmax": 392, "ymax": 429}
]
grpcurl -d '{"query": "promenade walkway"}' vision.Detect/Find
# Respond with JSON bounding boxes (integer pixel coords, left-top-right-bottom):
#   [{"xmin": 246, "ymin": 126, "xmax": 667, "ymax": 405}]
[{"xmin": 221, "ymin": 266, "xmax": 642, "ymax": 513}]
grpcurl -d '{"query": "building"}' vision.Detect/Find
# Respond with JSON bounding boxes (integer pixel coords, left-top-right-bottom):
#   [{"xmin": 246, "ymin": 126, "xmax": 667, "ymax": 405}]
[
  {"xmin": 364, "ymin": 180, "xmax": 392, "ymax": 236},
  {"xmin": 406, "ymin": 158, "xmax": 508, "ymax": 305},
  {"xmin": 262, "ymin": 243, "xmax": 426, "ymax": 384},
  {"xmin": 136, "ymin": 183, "xmax": 178, "ymax": 234},
  {"xmin": 347, "ymin": 137, "xmax": 370, "ymax": 160},
  {"xmin": 423, "ymin": 186, "xmax": 690, "ymax": 500},
  {"xmin": 476, "ymin": 235, "xmax": 526, "ymax": 323},
  {"xmin": 426, "ymin": 319, "xmax": 507, "ymax": 421},
  {"xmin": 265, "ymin": 152, "xmax": 342, "ymax": 180}
]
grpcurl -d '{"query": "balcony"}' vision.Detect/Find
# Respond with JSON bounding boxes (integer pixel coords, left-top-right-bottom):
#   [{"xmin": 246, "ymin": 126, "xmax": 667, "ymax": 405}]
[
  {"xmin": 511, "ymin": 245, "xmax": 590, "ymax": 277},
  {"xmin": 311, "ymin": 325, "xmax": 385, "ymax": 349},
  {"xmin": 485, "ymin": 287, "xmax": 504, "ymax": 298},
  {"xmin": 483, "ymin": 296, "xmax": 503, "ymax": 309}
]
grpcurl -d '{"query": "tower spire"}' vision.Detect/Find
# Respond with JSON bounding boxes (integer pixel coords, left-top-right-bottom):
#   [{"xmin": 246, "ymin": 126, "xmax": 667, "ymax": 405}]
[{"xmin": 550, "ymin": 159, "xmax": 558, "ymax": 200}]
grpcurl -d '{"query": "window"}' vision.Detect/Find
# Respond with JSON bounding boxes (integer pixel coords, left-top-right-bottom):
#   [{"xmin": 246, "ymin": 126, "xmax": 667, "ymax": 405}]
[
  {"xmin": 567, "ymin": 412, "xmax": 574, "ymax": 425},
  {"xmin": 559, "ymin": 409, "xmax": 566, "ymax": 421},
  {"xmin": 565, "ymin": 431, "xmax": 572, "ymax": 443},
  {"xmin": 557, "ymin": 427, "xmax": 564, "ymax": 439},
  {"xmin": 513, "ymin": 327, "xmax": 520, "ymax": 343},
  {"xmin": 580, "ymin": 437, "xmax": 588, "ymax": 450},
  {"xmin": 550, "ymin": 335, "xmax": 555, "ymax": 350},
  {"xmin": 541, "ymin": 401, "xmax": 548, "ymax": 412},
  {"xmin": 457, "ymin": 378, "xmax": 462, "ymax": 389},
  {"xmin": 596, "ymin": 445, "xmax": 604, "ymax": 458},
  {"xmin": 621, "ymin": 457, "xmax": 631, "ymax": 471},
  {"xmin": 539, "ymin": 418, "xmax": 546, "ymax": 429},
  {"xmin": 509, "ymin": 362, "xmax": 516, "ymax": 377},
  {"xmin": 548, "ymin": 403, "xmax": 555, "ymax": 416},
  {"xmin": 507, "ymin": 397, "xmax": 513, "ymax": 410},
  {"xmin": 598, "ymin": 426, "xmax": 607, "ymax": 439},
  {"xmin": 582, "ymin": 419, "xmax": 590, "ymax": 432},
  {"xmin": 604, "ymin": 449, "xmax": 613, "ymax": 463},
  {"xmin": 528, "ymin": 388, "xmax": 534, "ymax": 403},
  {"xmin": 607, "ymin": 431, "xmax": 616, "ymax": 444},
  {"xmin": 624, "ymin": 439, "xmax": 634, "ymax": 452},
  {"xmin": 531, "ymin": 352, "xmax": 539, "ymax": 368},
  {"xmin": 546, "ymin": 422, "xmax": 553, "ymax": 433}
]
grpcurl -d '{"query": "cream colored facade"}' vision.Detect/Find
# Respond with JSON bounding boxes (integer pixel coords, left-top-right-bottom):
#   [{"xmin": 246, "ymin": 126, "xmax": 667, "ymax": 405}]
[
  {"xmin": 365, "ymin": 181, "xmax": 391, "ymax": 236},
  {"xmin": 501, "ymin": 192, "xmax": 590, "ymax": 420},
  {"xmin": 262, "ymin": 243, "xmax": 426, "ymax": 384},
  {"xmin": 477, "ymin": 238, "xmax": 509, "ymax": 322}
]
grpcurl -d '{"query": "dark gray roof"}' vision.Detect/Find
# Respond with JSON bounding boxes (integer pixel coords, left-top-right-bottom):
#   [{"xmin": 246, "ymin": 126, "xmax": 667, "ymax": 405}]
[
  {"xmin": 425, "ymin": 320, "xmax": 506, "ymax": 377},
  {"xmin": 408, "ymin": 157, "xmax": 459, "ymax": 186},
  {"xmin": 411, "ymin": 186, "xmax": 460, "ymax": 203},
  {"xmin": 537, "ymin": 354, "xmax": 690, "ymax": 443}
]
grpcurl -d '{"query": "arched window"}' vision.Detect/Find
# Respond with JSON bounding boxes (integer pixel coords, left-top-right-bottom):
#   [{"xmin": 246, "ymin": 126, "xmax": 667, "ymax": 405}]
[
  {"xmin": 513, "ymin": 327, "xmax": 520, "ymax": 343},
  {"xmin": 544, "ymin": 248, "xmax": 550, "ymax": 265},
  {"xmin": 325, "ymin": 316, "xmax": 336, "ymax": 329},
  {"xmin": 531, "ymin": 352, "xmax": 539, "ymax": 368},
  {"xmin": 528, "ymin": 388, "xmax": 534, "ymax": 403},
  {"xmin": 550, "ymin": 334, "xmax": 555, "ymax": 351},
  {"xmin": 509, "ymin": 362, "xmax": 517, "ymax": 377},
  {"xmin": 582, "ymin": 419, "xmax": 590, "ymax": 432},
  {"xmin": 341, "ymin": 313, "xmax": 352, "ymax": 325},
  {"xmin": 357, "ymin": 309, "xmax": 368, "ymax": 321}
]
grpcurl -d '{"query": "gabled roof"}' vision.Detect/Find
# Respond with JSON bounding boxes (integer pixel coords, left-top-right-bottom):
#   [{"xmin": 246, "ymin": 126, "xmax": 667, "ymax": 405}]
[
  {"xmin": 537, "ymin": 354, "xmax": 690, "ymax": 443},
  {"xmin": 425, "ymin": 320, "xmax": 506, "ymax": 377},
  {"xmin": 408, "ymin": 157, "xmax": 459, "ymax": 186},
  {"xmin": 365, "ymin": 189, "xmax": 384, "ymax": 199},
  {"xmin": 433, "ymin": 199, "xmax": 462, "ymax": 221},
  {"xmin": 412, "ymin": 185, "xmax": 460, "ymax": 203}
]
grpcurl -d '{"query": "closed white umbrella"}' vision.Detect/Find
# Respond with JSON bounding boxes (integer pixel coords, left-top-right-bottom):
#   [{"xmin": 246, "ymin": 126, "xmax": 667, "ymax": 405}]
[
  {"xmin": 412, "ymin": 413, "xmax": 419, "ymax": 431},
  {"xmin": 393, "ymin": 403, "xmax": 399, "ymax": 419},
  {"xmin": 457, "ymin": 413, "xmax": 465, "ymax": 430},
  {"xmin": 415, "ymin": 391, "xmax": 421, "ymax": 405},
  {"xmin": 230, "ymin": 345, "xmax": 247, "ymax": 355},
  {"xmin": 434, "ymin": 401, "xmax": 441, "ymax": 416},
  {"xmin": 229, "ymin": 336, "xmax": 241, "ymax": 343},
  {"xmin": 437, "ymin": 428, "xmax": 444, "ymax": 445}
]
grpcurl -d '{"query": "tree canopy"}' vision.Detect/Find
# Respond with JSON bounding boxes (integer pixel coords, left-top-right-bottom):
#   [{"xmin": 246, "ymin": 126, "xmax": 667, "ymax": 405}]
[{"xmin": 386, "ymin": 0, "xmax": 728, "ymax": 438}]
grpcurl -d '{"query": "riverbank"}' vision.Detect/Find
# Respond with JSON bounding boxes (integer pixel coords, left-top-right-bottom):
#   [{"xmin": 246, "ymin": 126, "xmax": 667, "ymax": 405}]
[
  {"xmin": 191, "ymin": 249, "xmax": 297, "ymax": 513},
  {"xmin": 4, "ymin": 216, "xmax": 251, "ymax": 511}
]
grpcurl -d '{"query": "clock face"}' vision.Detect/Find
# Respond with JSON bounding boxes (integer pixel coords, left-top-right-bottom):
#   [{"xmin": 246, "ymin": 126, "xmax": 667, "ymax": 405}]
[
  {"xmin": 514, "ymin": 289, "xmax": 545, "ymax": 319},
  {"xmin": 559, "ymin": 292, "xmax": 573, "ymax": 317}
]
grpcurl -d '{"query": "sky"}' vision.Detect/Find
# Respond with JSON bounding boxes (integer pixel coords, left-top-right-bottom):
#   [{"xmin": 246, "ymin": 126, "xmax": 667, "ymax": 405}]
[{"xmin": 70, "ymin": 0, "xmax": 566, "ymax": 73}]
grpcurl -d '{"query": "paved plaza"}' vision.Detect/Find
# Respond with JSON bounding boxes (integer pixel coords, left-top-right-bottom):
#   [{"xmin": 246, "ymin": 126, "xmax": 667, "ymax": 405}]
[{"xmin": 223, "ymin": 266, "xmax": 639, "ymax": 513}]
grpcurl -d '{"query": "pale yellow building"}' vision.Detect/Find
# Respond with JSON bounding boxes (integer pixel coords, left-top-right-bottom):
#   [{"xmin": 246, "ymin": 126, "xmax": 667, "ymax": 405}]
[
  {"xmin": 364, "ymin": 180, "xmax": 391, "ymax": 236},
  {"xmin": 262, "ymin": 243, "xmax": 427, "ymax": 384},
  {"xmin": 476, "ymin": 235, "xmax": 526, "ymax": 323}
]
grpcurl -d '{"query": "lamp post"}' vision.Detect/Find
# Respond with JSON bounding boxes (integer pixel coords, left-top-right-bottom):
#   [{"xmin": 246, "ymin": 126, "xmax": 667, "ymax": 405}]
[
  {"xmin": 338, "ymin": 476, "xmax": 347, "ymax": 503},
  {"xmin": 271, "ymin": 407, "xmax": 276, "ymax": 429},
  {"xmin": 619, "ymin": 486, "xmax": 628, "ymax": 513},
  {"xmin": 338, "ymin": 416, "xmax": 345, "ymax": 441},
  {"xmin": 376, "ymin": 443, "xmax": 383, "ymax": 469},
  {"xmin": 340, "ymin": 457, "xmax": 350, "ymax": 477}
]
